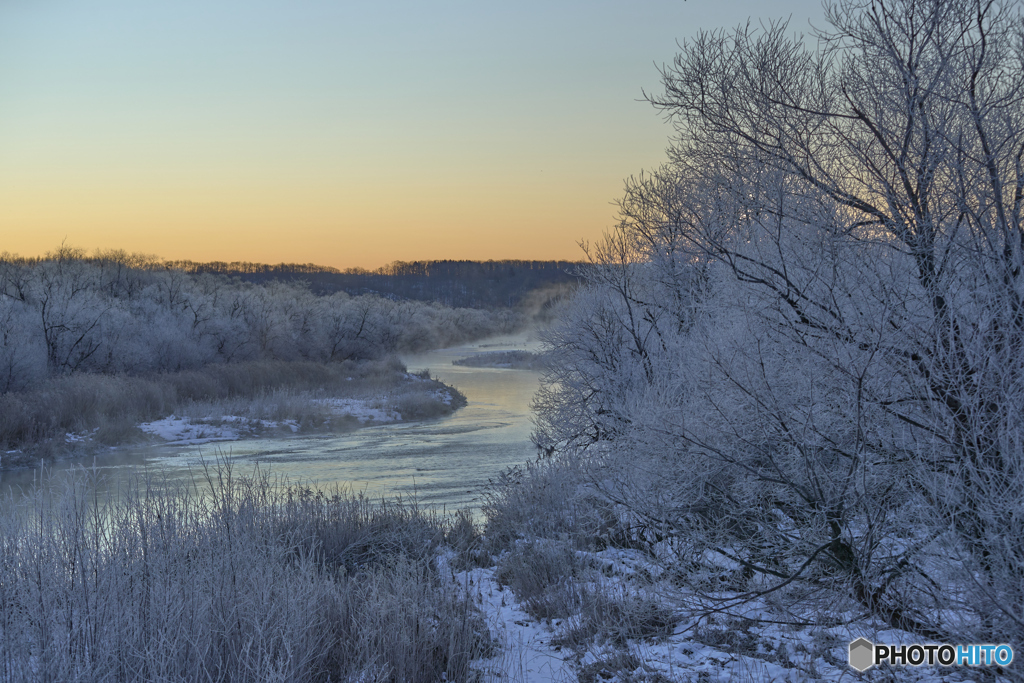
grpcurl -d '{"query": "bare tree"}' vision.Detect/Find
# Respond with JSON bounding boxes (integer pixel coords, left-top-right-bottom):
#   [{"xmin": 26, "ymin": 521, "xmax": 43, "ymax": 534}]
[{"xmin": 31, "ymin": 246, "xmax": 111, "ymax": 375}]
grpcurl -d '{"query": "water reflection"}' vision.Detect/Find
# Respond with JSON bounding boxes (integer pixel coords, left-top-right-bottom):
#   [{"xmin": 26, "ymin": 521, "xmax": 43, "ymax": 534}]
[{"xmin": 1, "ymin": 334, "xmax": 542, "ymax": 510}]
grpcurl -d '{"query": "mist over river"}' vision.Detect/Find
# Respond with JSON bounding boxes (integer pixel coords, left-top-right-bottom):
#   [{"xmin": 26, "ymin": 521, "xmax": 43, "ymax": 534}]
[{"xmin": 0, "ymin": 334, "xmax": 543, "ymax": 510}]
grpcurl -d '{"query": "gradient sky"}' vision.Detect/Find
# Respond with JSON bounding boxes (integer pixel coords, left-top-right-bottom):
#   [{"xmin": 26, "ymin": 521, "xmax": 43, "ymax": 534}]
[{"xmin": 0, "ymin": 0, "xmax": 825, "ymax": 269}]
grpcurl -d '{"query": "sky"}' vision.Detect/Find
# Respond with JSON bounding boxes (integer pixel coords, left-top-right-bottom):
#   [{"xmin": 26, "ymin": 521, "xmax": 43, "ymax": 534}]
[{"xmin": 0, "ymin": 0, "xmax": 825, "ymax": 269}]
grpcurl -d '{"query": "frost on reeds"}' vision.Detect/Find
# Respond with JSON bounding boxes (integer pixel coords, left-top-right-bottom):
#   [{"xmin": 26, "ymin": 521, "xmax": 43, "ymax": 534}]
[
  {"xmin": 0, "ymin": 464, "xmax": 492, "ymax": 683},
  {"xmin": 479, "ymin": 454, "xmax": 622, "ymax": 554}
]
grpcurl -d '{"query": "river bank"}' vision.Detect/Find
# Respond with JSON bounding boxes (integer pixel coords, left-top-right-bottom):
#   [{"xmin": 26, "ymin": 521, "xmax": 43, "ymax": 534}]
[
  {"xmin": 0, "ymin": 357, "xmax": 465, "ymax": 469},
  {"xmin": 1, "ymin": 336, "xmax": 543, "ymax": 509}
]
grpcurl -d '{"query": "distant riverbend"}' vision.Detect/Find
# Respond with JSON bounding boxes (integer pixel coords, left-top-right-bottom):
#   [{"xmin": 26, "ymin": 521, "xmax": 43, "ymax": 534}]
[{"xmin": 1, "ymin": 334, "xmax": 543, "ymax": 509}]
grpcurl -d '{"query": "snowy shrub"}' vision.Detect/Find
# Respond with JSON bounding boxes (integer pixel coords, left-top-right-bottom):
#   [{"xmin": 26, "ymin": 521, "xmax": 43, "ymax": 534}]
[
  {"xmin": 494, "ymin": 540, "xmax": 583, "ymax": 612},
  {"xmin": 481, "ymin": 456, "xmax": 613, "ymax": 554}
]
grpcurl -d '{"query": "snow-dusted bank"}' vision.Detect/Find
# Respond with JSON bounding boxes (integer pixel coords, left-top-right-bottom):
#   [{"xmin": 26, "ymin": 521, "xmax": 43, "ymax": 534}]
[
  {"xmin": 0, "ymin": 358, "xmax": 466, "ymax": 466},
  {"xmin": 466, "ymin": 455, "xmax": 1005, "ymax": 683},
  {"xmin": 137, "ymin": 382, "xmax": 462, "ymax": 446}
]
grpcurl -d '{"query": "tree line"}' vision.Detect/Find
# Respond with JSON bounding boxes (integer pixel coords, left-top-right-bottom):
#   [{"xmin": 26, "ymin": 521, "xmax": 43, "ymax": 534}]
[
  {"xmin": 165, "ymin": 258, "xmax": 581, "ymax": 309},
  {"xmin": 0, "ymin": 247, "xmax": 525, "ymax": 393}
]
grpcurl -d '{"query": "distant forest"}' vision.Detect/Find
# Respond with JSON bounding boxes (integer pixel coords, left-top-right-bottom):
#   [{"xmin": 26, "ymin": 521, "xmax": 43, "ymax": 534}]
[
  {"xmin": 0, "ymin": 248, "xmax": 548, "ymax": 393},
  {"xmin": 164, "ymin": 259, "xmax": 582, "ymax": 308}
]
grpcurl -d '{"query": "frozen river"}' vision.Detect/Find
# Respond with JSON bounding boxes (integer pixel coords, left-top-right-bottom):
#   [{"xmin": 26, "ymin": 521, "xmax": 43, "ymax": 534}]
[{"xmin": 0, "ymin": 335, "xmax": 543, "ymax": 511}]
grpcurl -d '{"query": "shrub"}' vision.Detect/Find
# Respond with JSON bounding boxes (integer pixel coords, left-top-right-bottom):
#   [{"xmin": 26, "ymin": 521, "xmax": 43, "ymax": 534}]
[{"xmin": 481, "ymin": 455, "xmax": 613, "ymax": 554}]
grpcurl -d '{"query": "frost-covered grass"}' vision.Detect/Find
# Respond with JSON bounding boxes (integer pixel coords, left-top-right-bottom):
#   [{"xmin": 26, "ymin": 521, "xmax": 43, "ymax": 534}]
[
  {"xmin": 0, "ymin": 359, "xmax": 466, "ymax": 465},
  {"xmin": 0, "ymin": 465, "xmax": 493, "ymax": 683}
]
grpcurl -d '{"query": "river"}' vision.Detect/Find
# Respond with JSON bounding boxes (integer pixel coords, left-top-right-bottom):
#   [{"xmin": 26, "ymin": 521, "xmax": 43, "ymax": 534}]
[{"xmin": 0, "ymin": 335, "xmax": 543, "ymax": 511}]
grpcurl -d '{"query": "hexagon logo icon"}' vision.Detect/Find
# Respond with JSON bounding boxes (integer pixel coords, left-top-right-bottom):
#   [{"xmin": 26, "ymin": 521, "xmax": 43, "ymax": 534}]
[{"xmin": 849, "ymin": 638, "xmax": 875, "ymax": 671}]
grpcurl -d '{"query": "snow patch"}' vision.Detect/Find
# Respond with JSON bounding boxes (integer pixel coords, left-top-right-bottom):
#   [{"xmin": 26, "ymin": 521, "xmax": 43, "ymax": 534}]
[
  {"xmin": 313, "ymin": 398, "xmax": 402, "ymax": 423},
  {"xmin": 463, "ymin": 544, "xmax": 986, "ymax": 683},
  {"xmin": 139, "ymin": 416, "xmax": 241, "ymax": 445},
  {"xmin": 462, "ymin": 567, "xmax": 576, "ymax": 683}
]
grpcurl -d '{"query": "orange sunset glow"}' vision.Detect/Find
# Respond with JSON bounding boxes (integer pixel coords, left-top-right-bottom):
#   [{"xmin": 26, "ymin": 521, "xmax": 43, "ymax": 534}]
[{"xmin": 0, "ymin": 0, "xmax": 825, "ymax": 269}]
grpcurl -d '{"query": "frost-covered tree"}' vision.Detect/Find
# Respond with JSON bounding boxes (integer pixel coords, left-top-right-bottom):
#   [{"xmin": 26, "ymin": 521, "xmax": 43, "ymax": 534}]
[
  {"xmin": 538, "ymin": 0, "xmax": 1024, "ymax": 644},
  {"xmin": 31, "ymin": 246, "xmax": 112, "ymax": 375},
  {"xmin": 0, "ymin": 298, "xmax": 44, "ymax": 392}
]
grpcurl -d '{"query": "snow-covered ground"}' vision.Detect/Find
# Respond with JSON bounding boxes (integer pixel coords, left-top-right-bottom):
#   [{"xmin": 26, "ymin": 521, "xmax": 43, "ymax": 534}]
[
  {"xmin": 311, "ymin": 397, "xmax": 403, "ymax": 423},
  {"xmin": 138, "ymin": 397, "xmax": 403, "ymax": 446},
  {"xmin": 460, "ymin": 565, "xmax": 576, "ymax": 682},
  {"xmin": 464, "ymin": 546, "xmax": 994, "ymax": 683},
  {"xmin": 139, "ymin": 415, "xmax": 270, "ymax": 445}
]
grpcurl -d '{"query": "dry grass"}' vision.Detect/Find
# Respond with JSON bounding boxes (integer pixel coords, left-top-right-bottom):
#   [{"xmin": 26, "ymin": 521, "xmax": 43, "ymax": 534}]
[
  {"xmin": 494, "ymin": 540, "xmax": 583, "ymax": 619},
  {"xmin": 0, "ymin": 465, "xmax": 493, "ymax": 682},
  {"xmin": 550, "ymin": 586, "xmax": 676, "ymax": 650}
]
